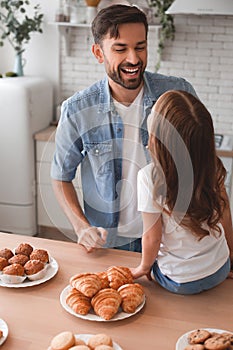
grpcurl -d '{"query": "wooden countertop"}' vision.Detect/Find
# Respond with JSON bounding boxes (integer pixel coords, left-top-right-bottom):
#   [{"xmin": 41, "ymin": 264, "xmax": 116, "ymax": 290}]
[
  {"xmin": 0, "ymin": 232, "xmax": 233, "ymax": 350},
  {"xmin": 34, "ymin": 125, "xmax": 56, "ymax": 142},
  {"xmin": 34, "ymin": 126, "xmax": 233, "ymax": 157}
]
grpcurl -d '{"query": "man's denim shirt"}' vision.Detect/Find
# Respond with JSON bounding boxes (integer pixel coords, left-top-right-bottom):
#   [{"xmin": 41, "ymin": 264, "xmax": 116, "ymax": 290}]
[{"xmin": 51, "ymin": 71, "xmax": 196, "ymax": 246}]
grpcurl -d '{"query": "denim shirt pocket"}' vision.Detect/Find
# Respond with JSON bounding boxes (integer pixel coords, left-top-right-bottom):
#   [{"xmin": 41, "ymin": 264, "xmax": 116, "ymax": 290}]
[{"xmin": 84, "ymin": 142, "xmax": 113, "ymax": 176}]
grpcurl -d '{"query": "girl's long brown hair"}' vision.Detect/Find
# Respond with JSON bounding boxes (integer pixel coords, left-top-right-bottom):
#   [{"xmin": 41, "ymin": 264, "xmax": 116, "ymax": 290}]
[{"xmin": 149, "ymin": 90, "xmax": 226, "ymax": 238}]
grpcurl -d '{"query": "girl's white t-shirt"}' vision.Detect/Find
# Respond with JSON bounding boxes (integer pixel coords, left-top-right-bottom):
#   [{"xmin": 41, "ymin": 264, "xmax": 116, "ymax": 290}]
[{"xmin": 137, "ymin": 163, "xmax": 230, "ymax": 283}]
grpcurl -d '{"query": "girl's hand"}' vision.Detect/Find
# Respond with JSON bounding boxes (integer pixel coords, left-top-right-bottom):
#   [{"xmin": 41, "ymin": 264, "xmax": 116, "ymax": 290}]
[{"xmin": 130, "ymin": 265, "xmax": 152, "ymax": 280}]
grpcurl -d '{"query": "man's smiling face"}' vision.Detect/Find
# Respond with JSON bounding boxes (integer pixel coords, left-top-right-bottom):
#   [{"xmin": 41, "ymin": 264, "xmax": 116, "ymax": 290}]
[{"xmin": 97, "ymin": 22, "xmax": 147, "ymax": 90}]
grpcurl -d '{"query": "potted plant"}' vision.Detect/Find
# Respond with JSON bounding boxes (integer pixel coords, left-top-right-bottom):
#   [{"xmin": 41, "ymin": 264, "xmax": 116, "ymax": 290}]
[
  {"xmin": 148, "ymin": 0, "xmax": 175, "ymax": 71},
  {"xmin": 0, "ymin": 0, "xmax": 44, "ymax": 76}
]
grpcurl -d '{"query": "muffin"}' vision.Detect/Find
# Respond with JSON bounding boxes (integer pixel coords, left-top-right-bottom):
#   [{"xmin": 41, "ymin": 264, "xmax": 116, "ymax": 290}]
[
  {"xmin": 0, "ymin": 248, "xmax": 14, "ymax": 260},
  {"xmin": 0, "ymin": 257, "xmax": 8, "ymax": 271},
  {"xmin": 15, "ymin": 243, "xmax": 33, "ymax": 257},
  {"xmin": 30, "ymin": 249, "xmax": 49, "ymax": 263},
  {"xmin": 8, "ymin": 254, "xmax": 29, "ymax": 266},
  {"xmin": 24, "ymin": 259, "xmax": 44, "ymax": 275},
  {"xmin": 1, "ymin": 263, "xmax": 26, "ymax": 283},
  {"xmin": 3, "ymin": 263, "xmax": 24, "ymax": 276}
]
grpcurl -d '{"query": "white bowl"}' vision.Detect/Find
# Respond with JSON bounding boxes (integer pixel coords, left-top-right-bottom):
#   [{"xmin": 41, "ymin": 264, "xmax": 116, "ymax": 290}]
[
  {"xmin": 0, "ymin": 273, "xmax": 26, "ymax": 284},
  {"xmin": 26, "ymin": 264, "xmax": 48, "ymax": 281}
]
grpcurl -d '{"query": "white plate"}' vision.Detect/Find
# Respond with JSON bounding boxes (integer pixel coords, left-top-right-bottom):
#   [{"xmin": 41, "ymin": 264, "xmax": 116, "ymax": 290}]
[
  {"xmin": 60, "ymin": 285, "xmax": 145, "ymax": 322},
  {"xmin": 48, "ymin": 333, "xmax": 123, "ymax": 350},
  {"xmin": 0, "ymin": 257, "xmax": 58, "ymax": 288},
  {"xmin": 176, "ymin": 328, "xmax": 233, "ymax": 350},
  {"xmin": 0, "ymin": 319, "xmax": 8, "ymax": 346}
]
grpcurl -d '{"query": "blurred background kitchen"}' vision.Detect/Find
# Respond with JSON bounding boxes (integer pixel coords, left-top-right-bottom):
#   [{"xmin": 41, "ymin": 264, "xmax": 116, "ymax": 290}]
[{"xmin": 0, "ymin": 0, "xmax": 233, "ymax": 240}]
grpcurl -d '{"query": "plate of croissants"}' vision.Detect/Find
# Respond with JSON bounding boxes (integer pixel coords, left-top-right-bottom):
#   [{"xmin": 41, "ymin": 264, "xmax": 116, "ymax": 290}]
[
  {"xmin": 0, "ymin": 243, "xmax": 58, "ymax": 288},
  {"xmin": 60, "ymin": 266, "xmax": 146, "ymax": 322}
]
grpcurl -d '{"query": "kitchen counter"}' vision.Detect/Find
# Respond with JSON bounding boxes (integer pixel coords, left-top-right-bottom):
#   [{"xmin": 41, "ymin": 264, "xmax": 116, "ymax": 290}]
[
  {"xmin": 34, "ymin": 126, "xmax": 233, "ymax": 157},
  {"xmin": 0, "ymin": 232, "xmax": 233, "ymax": 350},
  {"xmin": 34, "ymin": 125, "xmax": 56, "ymax": 142}
]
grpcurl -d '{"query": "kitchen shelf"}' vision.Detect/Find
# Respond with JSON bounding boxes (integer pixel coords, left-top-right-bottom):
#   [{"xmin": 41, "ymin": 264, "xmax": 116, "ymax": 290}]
[
  {"xmin": 49, "ymin": 21, "xmax": 161, "ymax": 56},
  {"xmin": 49, "ymin": 22, "xmax": 92, "ymax": 55}
]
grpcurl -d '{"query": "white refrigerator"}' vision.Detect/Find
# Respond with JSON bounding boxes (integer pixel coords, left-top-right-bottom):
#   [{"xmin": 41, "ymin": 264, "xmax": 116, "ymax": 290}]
[{"xmin": 0, "ymin": 76, "xmax": 53, "ymax": 236}]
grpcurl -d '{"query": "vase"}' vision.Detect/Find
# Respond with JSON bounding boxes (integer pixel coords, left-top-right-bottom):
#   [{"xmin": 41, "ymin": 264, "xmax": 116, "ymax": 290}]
[
  {"xmin": 85, "ymin": 0, "xmax": 101, "ymax": 23},
  {"xmin": 14, "ymin": 52, "xmax": 26, "ymax": 77},
  {"xmin": 86, "ymin": 6, "xmax": 98, "ymax": 23}
]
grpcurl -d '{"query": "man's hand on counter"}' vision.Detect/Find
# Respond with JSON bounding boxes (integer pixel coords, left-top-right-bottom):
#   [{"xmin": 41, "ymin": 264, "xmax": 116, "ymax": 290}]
[{"xmin": 77, "ymin": 226, "xmax": 108, "ymax": 253}]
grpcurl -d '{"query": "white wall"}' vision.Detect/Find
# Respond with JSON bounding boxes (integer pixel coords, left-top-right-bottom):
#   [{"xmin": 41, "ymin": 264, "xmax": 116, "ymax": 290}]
[
  {"xmin": 159, "ymin": 15, "xmax": 233, "ymax": 135},
  {"xmin": 0, "ymin": 0, "xmax": 61, "ymax": 117},
  {"xmin": 1, "ymin": 2, "xmax": 233, "ymax": 134}
]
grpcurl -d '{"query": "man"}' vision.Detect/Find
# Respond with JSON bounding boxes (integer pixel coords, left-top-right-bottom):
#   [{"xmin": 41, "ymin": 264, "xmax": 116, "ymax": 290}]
[{"xmin": 51, "ymin": 4, "xmax": 197, "ymax": 253}]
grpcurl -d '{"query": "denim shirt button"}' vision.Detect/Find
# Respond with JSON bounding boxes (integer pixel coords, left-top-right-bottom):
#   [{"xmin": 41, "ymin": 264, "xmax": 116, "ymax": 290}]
[
  {"xmin": 95, "ymin": 149, "xmax": 99, "ymax": 154},
  {"xmin": 117, "ymin": 128, "xmax": 121, "ymax": 133}
]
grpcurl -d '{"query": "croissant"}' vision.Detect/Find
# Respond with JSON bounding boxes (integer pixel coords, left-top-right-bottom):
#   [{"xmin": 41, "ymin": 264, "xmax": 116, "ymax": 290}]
[
  {"xmin": 70, "ymin": 273, "xmax": 102, "ymax": 298},
  {"xmin": 66, "ymin": 288, "xmax": 91, "ymax": 315},
  {"xmin": 118, "ymin": 283, "xmax": 145, "ymax": 313},
  {"xmin": 106, "ymin": 266, "xmax": 133, "ymax": 290},
  {"xmin": 96, "ymin": 271, "xmax": 110, "ymax": 289},
  {"xmin": 91, "ymin": 288, "xmax": 122, "ymax": 320}
]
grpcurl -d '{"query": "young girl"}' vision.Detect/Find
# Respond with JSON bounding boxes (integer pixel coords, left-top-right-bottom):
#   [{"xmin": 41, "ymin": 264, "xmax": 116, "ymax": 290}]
[{"xmin": 131, "ymin": 90, "xmax": 233, "ymax": 294}]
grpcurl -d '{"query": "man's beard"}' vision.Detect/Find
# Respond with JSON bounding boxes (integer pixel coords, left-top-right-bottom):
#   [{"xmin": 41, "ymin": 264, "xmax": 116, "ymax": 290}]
[{"xmin": 107, "ymin": 63, "xmax": 145, "ymax": 90}]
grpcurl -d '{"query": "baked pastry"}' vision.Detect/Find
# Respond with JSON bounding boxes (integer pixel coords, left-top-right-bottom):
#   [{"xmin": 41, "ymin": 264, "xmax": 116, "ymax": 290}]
[
  {"xmin": 30, "ymin": 248, "xmax": 49, "ymax": 263},
  {"xmin": 87, "ymin": 333, "xmax": 113, "ymax": 350},
  {"xmin": 91, "ymin": 288, "xmax": 122, "ymax": 320},
  {"xmin": 50, "ymin": 331, "xmax": 76, "ymax": 350},
  {"xmin": 3, "ymin": 263, "xmax": 24, "ymax": 276},
  {"xmin": 0, "ymin": 329, "xmax": 3, "ymax": 338},
  {"xmin": 0, "ymin": 257, "xmax": 8, "ymax": 271},
  {"xmin": 118, "ymin": 283, "xmax": 145, "ymax": 313},
  {"xmin": 106, "ymin": 266, "xmax": 133, "ymax": 289},
  {"xmin": 96, "ymin": 271, "xmax": 110, "ymax": 289},
  {"xmin": 70, "ymin": 273, "xmax": 102, "ymax": 298},
  {"xmin": 24, "ymin": 259, "xmax": 44, "ymax": 275},
  {"xmin": 8, "ymin": 254, "xmax": 29, "ymax": 266},
  {"xmin": 15, "ymin": 243, "xmax": 33, "ymax": 257},
  {"xmin": 0, "ymin": 248, "xmax": 14, "ymax": 260},
  {"xmin": 65, "ymin": 288, "xmax": 91, "ymax": 315},
  {"xmin": 95, "ymin": 346, "xmax": 114, "ymax": 350}
]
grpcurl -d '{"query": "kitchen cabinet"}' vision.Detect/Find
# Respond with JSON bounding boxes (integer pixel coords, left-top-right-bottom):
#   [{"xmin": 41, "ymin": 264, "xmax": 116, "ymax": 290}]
[{"xmin": 35, "ymin": 126, "xmax": 83, "ymax": 239}]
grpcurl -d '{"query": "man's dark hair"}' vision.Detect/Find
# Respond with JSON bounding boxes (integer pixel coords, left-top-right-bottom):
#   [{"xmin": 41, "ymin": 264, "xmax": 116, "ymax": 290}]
[{"xmin": 91, "ymin": 4, "xmax": 148, "ymax": 45}]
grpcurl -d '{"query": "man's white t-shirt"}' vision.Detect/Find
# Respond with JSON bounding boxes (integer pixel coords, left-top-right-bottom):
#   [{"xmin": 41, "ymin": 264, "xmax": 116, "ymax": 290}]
[
  {"xmin": 137, "ymin": 163, "xmax": 230, "ymax": 283},
  {"xmin": 113, "ymin": 88, "xmax": 147, "ymax": 238}
]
